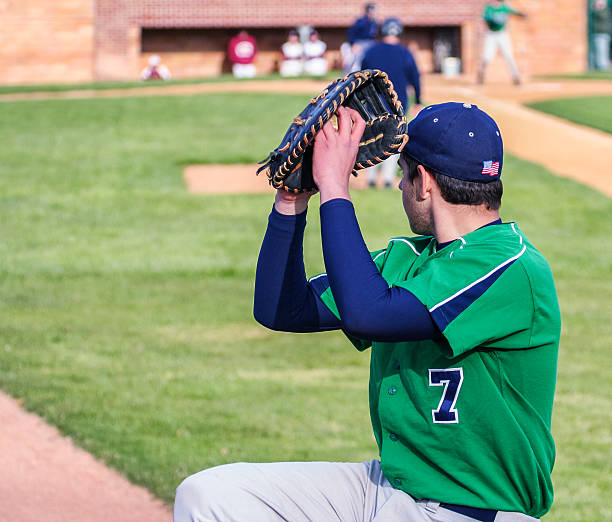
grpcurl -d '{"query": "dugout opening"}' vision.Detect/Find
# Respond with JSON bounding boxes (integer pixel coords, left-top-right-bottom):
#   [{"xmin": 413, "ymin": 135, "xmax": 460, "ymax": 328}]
[{"xmin": 139, "ymin": 25, "xmax": 462, "ymax": 78}]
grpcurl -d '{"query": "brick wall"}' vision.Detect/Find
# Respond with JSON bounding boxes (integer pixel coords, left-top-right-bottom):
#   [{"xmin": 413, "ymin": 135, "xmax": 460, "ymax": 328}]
[
  {"xmin": 477, "ymin": 0, "xmax": 588, "ymax": 81},
  {"xmin": 97, "ymin": 0, "xmax": 588, "ymax": 82},
  {"xmin": 95, "ymin": 0, "xmax": 480, "ymax": 80},
  {"xmin": 0, "ymin": 0, "xmax": 94, "ymax": 85},
  {"xmin": 0, "ymin": 0, "xmax": 588, "ymax": 86}
]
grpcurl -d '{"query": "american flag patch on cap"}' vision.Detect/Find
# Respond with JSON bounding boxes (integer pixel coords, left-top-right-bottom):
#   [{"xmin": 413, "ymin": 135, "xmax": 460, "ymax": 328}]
[{"xmin": 481, "ymin": 160, "xmax": 500, "ymax": 176}]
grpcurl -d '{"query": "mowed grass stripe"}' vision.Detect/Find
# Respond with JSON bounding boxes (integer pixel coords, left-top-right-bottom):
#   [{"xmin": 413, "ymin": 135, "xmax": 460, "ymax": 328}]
[
  {"xmin": 527, "ymin": 95, "xmax": 612, "ymax": 135},
  {"xmin": 0, "ymin": 93, "xmax": 611, "ymax": 521}
]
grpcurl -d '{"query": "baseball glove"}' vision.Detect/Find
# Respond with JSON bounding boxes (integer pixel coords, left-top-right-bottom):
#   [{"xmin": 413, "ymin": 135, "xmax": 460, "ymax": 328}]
[{"xmin": 257, "ymin": 69, "xmax": 409, "ymax": 193}]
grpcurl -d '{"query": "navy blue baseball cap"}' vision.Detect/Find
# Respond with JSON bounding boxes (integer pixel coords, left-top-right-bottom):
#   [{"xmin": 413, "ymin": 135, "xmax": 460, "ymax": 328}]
[
  {"xmin": 381, "ymin": 17, "xmax": 403, "ymax": 37},
  {"xmin": 403, "ymin": 102, "xmax": 504, "ymax": 182}
]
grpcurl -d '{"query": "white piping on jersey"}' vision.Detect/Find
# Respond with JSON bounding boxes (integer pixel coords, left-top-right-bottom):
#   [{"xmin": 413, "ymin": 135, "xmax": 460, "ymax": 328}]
[
  {"xmin": 389, "ymin": 238, "xmax": 420, "ymax": 256},
  {"xmin": 448, "ymin": 237, "xmax": 466, "ymax": 258},
  {"xmin": 511, "ymin": 222, "xmax": 523, "ymax": 245},
  {"xmin": 429, "ymin": 244, "xmax": 527, "ymax": 313},
  {"xmin": 308, "ymin": 273, "xmax": 327, "ymax": 282},
  {"xmin": 372, "ymin": 251, "xmax": 386, "ymax": 263}
]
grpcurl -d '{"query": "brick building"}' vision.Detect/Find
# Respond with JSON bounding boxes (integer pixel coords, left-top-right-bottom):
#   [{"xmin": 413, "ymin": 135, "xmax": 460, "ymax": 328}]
[{"xmin": 0, "ymin": 0, "xmax": 588, "ymax": 86}]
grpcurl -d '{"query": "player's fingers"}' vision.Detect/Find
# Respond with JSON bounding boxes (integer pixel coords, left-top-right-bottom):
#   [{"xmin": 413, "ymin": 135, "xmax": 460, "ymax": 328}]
[
  {"xmin": 317, "ymin": 123, "xmax": 329, "ymax": 143},
  {"xmin": 319, "ymin": 118, "xmax": 335, "ymax": 142},
  {"xmin": 345, "ymin": 107, "xmax": 367, "ymax": 145},
  {"xmin": 336, "ymin": 106, "xmax": 352, "ymax": 140}
]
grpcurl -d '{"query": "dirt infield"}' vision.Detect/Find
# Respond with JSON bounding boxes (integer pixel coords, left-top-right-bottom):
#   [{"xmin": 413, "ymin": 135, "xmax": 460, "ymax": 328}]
[
  {"xmin": 1, "ymin": 73, "xmax": 611, "ymax": 522},
  {"xmin": 0, "ymin": 391, "xmax": 172, "ymax": 522},
  {"xmin": 0, "ymin": 79, "xmax": 332, "ymax": 103}
]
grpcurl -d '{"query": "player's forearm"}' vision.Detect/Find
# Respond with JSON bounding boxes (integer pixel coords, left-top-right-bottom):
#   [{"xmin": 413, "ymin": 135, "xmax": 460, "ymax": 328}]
[
  {"xmin": 320, "ymin": 198, "xmax": 437, "ymax": 341},
  {"xmin": 254, "ymin": 207, "xmax": 339, "ymax": 332}
]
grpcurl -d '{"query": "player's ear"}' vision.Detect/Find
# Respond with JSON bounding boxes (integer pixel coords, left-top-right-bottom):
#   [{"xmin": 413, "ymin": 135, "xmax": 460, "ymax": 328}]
[{"xmin": 415, "ymin": 164, "xmax": 433, "ymax": 201}]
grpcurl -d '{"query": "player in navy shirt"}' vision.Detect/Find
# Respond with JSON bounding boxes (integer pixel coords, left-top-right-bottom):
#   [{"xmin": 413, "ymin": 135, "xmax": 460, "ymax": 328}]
[
  {"xmin": 346, "ymin": 3, "xmax": 379, "ymax": 72},
  {"xmin": 362, "ymin": 17, "xmax": 421, "ymax": 188},
  {"xmin": 361, "ymin": 18, "xmax": 421, "ymax": 112}
]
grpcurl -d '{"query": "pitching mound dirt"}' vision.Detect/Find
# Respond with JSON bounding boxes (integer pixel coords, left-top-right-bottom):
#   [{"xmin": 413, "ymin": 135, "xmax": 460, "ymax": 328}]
[{"xmin": 183, "ymin": 164, "xmax": 397, "ymax": 194}]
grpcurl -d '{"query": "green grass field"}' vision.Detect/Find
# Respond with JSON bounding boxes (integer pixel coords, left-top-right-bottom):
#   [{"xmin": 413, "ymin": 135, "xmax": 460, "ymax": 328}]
[
  {"xmin": 1, "ymin": 93, "xmax": 611, "ymax": 520},
  {"xmin": 527, "ymin": 95, "xmax": 612, "ymax": 135},
  {"xmin": 537, "ymin": 71, "xmax": 612, "ymax": 81}
]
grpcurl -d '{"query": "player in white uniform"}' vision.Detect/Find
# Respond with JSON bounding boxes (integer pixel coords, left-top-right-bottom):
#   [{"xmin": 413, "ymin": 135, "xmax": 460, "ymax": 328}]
[
  {"xmin": 280, "ymin": 30, "xmax": 304, "ymax": 77},
  {"xmin": 303, "ymin": 30, "xmax": 328, "ymax": 76}
]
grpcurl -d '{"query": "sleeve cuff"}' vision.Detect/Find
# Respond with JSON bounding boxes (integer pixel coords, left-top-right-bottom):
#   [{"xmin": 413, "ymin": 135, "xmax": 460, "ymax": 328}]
[
  {"xmin": 269, "ymin": 205, "xmax": 307, "ymax": 231},
  {"xmin": 320, "ymin": 198, "xmax": 354, "ymax": 213}
]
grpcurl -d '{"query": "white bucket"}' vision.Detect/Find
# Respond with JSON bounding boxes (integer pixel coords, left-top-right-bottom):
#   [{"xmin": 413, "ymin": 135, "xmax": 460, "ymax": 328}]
[{"xmin": 442, "ymin": 57, "xmax": 461, "ymax": 77}]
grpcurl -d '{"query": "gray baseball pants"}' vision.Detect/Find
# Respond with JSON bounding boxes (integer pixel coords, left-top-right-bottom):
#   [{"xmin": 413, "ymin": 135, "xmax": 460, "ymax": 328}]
[
  {"xmin": 174, "ymin": 459, "xmax": 540, "ymax": 522},
  {"xmin": 480, "ymin": 29, "xmax": 520, "ymax": 81}
]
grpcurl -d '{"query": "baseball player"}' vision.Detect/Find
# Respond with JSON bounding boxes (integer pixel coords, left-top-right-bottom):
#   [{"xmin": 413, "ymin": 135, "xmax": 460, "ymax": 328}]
[
  {"xmin": 303, "ymin": 29, "xmax": 328, "ymax": 77},
  {"xmin": 140, "ymin": 55, "xmax": 171, "ymax": 81},
  {"xmin": 280, "ymin": 29, "xmax": 304, "ymax": 78},
  {"xmin": 477, "ymin": 0, "xmax": 527, "ymax": 85},
  {"xmin": 361, "ymin": 17, "xmax": 421, "ymax": 188},
  {"xmin": 346, "ymin": 2, "xmax": 379, "ymax": 72},
  {"xmin": 174, "ymin": 103, "xmax": 561, "ymax": 521},
  {"xmin": 228, "ymin": 31, "xmax": 258, "ymax": 79}
]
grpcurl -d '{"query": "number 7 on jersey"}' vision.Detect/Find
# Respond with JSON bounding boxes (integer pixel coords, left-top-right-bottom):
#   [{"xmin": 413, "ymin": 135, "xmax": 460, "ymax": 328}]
[{"xmin": 429, "ymin": 368, "xmax": 464, "ymax": 424}]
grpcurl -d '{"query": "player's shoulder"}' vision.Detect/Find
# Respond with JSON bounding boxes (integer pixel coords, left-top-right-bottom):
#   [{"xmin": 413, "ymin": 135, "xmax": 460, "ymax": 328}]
[
  {"xmin": 448, "ymin": 222, "xmax": 524, "ymax": 259},
  {"xmin": 385, "ymin": 235, "xmax": 433, "ymax": 256},
  {"xmin": 370, "ymin": 235, "xmax": 432, "ymax": 273},
  {"xmin": 449, "ymin": 222, "xmax": 554, "ymax": 280}
]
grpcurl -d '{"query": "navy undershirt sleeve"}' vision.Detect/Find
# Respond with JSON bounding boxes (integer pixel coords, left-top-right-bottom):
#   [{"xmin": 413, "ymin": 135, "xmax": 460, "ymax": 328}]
[
  {"xmin": 320, "ymin": 198, "xmax": 437, "ymax": 342},
  {"xmin": 253, "ymin": 207, "xmax": 340, "ymax": 332},
  {"xmin": 254, "ymin": 201, "xmax": 438, "ymax": 342}
]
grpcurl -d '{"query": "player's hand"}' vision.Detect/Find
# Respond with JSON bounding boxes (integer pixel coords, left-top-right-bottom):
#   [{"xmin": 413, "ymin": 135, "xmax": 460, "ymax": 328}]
[
  {"xmin": 312, "ymin": 106, "xmax": 366, "ymax": 204},
  {"xmin": 274, "ymin": 188, "xmax": 316, "ymax": 215}
]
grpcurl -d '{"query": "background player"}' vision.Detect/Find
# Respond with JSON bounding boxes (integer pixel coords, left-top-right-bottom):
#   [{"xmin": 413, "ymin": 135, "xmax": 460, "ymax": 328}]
[
  {"xmin": 280, "ymin": 29, "xmax": 304, "ymax": 77},
  {"xmin": 346, "ymin": 2, "xmax": 379, "ymax": 72},
  {"xmin": 140, "ymin": 55, "xmax": 171, "ymax": 81},
  {"xmin": 303, "ymin": 29, "xmax": 328, "ymax": 77},
  {"xmin": 227, "ymin": 30, "xmax": 258, "ymax": 79},
  {"xmin": 477, "ymin": 0, "xmax": 527, "ymax": 85},
  {"xmin": 174, "ymin": 103, "xmax": 561, "ymax": 521},
  {"xmin": 361, "ymin": 17, "xmax": 421, "ymax": 188},
  {"xmin": 590, "ymin": 0, "xmax": 612, "ymax": 70}
]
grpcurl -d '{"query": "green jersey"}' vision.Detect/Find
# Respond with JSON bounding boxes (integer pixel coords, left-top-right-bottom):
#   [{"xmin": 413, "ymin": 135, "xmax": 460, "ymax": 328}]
[
  {"xmin": 317, "ymin": 222, "xmax": 560, "ymax": 518},
  {"xmin": 483, "ymin": 2, "xmax": 519, "ymax": 31}
]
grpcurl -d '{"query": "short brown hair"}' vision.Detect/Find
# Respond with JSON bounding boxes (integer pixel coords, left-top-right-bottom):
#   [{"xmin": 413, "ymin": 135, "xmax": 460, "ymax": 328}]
[{"xmin": 402, "ymin": 154, "xmax": 502, "ymax": 210}]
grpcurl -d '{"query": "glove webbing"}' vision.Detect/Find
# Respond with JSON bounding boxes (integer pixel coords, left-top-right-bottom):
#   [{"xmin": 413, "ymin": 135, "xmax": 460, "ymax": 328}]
[{"xmin": 345, "ymin": 82, "xmax": 392, "ymax": 122}]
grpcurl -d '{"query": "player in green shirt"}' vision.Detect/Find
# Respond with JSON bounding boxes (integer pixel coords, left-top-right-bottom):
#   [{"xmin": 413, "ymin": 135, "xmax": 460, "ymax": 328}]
[
  {"xmin": 478, "ymin": 1, "xmax": 527, "ymax": 85},
  {"xmin": 590, "ymin": 0, "xmax": 612, "ymax": 70},
  {"xmin": 174, "ymin": 103, "xmax": 560, "ymax": 521}
]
